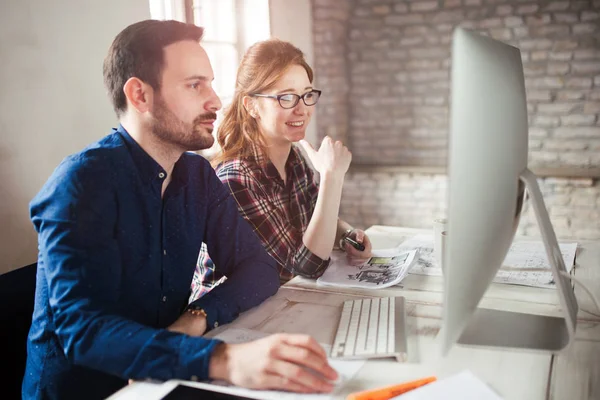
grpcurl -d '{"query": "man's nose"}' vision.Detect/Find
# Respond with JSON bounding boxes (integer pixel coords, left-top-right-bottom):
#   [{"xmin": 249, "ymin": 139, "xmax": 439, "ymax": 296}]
[{"xmin": 205, "ymin": 87, "xmax": 222, "ymax": 112}]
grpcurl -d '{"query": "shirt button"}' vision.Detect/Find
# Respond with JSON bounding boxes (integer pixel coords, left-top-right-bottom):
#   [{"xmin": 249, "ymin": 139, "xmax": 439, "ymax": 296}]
[
  {"xmin": 163, "ymin": 249, "xmax": 167, "ymax": 256},
  {"xmin": 213, "ymin": 321, "xmax": 219, "ymax": 328},
  {"xmin": 158, "ymin": 172, "xmax": 165, "ymax": 179},
  {"xmin": 162, "ymin": 296, "xmax": 167, "ymax": 302}
]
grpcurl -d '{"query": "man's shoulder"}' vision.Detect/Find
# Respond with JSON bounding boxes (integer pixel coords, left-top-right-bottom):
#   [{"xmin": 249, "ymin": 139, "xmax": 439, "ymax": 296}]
[
  {"xmin": 50, "ymin": 131, "xmax": 127, "ymax": 184},
  {"xmin": 179, "ymin": 151, "xmax": 215, "ymax": 181}
]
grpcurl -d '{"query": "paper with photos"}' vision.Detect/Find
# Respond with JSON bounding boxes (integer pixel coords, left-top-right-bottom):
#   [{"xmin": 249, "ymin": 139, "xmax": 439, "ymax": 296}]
[
  {"xmin": 397, "ymin": 234, "xmax": 577, "ymax": 289},
  {"xmin": 316, "ymin": 248, "xmax": 420, "ymax": 289}
]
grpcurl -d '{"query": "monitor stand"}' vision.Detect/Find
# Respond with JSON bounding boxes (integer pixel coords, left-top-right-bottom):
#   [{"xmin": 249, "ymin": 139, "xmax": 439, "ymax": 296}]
[{"xmin": 456, "ymin": 168, "xmax": 578, "ymax": 353}]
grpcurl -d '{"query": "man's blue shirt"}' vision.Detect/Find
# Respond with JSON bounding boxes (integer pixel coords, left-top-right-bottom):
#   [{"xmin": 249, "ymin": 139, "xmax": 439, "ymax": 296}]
[{"xmin": 23, "ymin": 126, "xmax": 279, "ymax": 399}]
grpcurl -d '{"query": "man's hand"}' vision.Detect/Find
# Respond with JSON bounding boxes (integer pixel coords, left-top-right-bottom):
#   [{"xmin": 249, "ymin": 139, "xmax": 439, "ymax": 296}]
[
  {"xmin": 167, "ymin": 311, "xmax": 207, "ymax": 337},
  {"xmin": 209, "ymin": 333, "xmax": 338, "ymax": 393},
  {"xmin": 344, "ymin": 229, "xmax": 373, "ymax": 259}
]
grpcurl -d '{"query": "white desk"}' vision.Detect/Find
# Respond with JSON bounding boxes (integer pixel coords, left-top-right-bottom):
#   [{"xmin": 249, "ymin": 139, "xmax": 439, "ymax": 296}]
[{"xmin": 109, "ymin": 225, "xmax": 600, "ymax": 400}]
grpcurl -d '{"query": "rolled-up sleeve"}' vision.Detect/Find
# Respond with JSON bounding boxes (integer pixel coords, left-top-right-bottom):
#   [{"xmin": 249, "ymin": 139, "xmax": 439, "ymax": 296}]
[{"xmin": 188, "ymin": 167, "xmax": 280, "ymax": 328}]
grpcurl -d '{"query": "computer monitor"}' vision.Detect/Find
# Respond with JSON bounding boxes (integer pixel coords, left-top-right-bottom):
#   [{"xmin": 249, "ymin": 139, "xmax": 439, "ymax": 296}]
[{"xmin": 441, "ymin": 27, "xmax": 579, "ymax": 355}]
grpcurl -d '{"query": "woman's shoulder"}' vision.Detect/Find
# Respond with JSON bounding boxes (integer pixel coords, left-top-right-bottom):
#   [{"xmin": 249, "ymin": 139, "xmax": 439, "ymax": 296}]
[{"xmin": 215, "ymin": 157, "xmax": 260, "ymax": 182}]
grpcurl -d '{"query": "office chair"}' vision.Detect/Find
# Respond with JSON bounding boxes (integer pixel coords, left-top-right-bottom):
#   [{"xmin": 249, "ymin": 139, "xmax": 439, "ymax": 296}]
[{"xmin": 0, "ymin": 262, "xmax": 37, "ymax": 400}]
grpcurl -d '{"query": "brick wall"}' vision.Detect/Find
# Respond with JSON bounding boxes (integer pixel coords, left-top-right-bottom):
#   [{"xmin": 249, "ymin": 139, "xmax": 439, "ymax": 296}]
[
  {"xmin": 340, "ymin": 170, "xmax": 600, "ymax": 239},
  {"xmin": 312, "ymin": 0, "xmax": 600, "ymax": 239}
]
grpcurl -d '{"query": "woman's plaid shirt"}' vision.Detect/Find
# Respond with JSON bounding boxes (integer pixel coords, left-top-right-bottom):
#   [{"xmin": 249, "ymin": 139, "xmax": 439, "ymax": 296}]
[{"xmin": 190, "ymin": 145, "xmax": 331, "ymax": 300}]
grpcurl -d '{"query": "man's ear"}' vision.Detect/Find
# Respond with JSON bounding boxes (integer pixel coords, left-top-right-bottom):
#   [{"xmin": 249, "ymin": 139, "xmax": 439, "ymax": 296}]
[
  {"xmin": 242, "ymin": 95, "xmax": 258, "ymax": 119},
  {"xmin": 123, "ymin": 77, "xmax": 153, "ymax": 113}
]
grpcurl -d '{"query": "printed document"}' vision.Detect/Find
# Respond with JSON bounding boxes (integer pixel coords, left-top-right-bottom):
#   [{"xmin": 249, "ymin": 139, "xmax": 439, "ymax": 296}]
[
  {"xmin": 176, "ymin": 328, "xmax": 366, "ymax": 400},
  {"xmin": 397, "ymin": 234, "xmax": 577, "ymax": 289},
  {"xmin": 316, "ymin": 248, "xmax": 420, "ymax": 289}
]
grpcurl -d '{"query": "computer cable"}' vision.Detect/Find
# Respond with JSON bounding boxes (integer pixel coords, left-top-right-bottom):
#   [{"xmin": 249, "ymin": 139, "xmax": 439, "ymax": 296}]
[{"xmin": 559, "ymin": 269, "xmax": 600, "ymax": 319}]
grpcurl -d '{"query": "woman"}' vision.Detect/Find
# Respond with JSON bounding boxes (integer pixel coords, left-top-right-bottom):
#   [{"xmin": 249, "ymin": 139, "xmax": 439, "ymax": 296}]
[{"xmin": 191, "ymin": 39, "xmax": 372, "ymax": 299}]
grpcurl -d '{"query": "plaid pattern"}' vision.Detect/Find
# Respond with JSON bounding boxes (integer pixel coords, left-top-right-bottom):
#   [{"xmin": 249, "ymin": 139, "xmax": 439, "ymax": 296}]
[{"xmin": 190, "ymin": 145, "xmax": 330, "ymax": 300}]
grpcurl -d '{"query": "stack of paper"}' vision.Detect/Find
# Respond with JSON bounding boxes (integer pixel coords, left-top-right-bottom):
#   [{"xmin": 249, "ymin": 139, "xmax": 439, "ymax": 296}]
[{"xmin": 396, "ymin": 234, "xmax": 577, "ymax": 289}]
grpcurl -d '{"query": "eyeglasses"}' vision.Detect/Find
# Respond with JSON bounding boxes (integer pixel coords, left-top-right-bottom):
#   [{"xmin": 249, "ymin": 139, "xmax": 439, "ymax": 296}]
[{"xmin": 252, "ymin": 89, "xmax": 322, "ymax": 109}]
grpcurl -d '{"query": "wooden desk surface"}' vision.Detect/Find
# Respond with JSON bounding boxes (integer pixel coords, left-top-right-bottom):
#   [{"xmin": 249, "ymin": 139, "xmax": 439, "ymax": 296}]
[
  {"xmin": 111, "ymin": 225, "xmax": 600, "ymax": 400},
  {"xmin": 230, "ymin": 225, "xmax": 600, "ymax": 400}
]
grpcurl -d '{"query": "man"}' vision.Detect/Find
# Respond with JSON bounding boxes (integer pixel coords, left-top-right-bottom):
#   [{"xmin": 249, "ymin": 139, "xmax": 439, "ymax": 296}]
[{"xmin": 23, "ymin": 19, "xmax": 337, "ymax": 400}]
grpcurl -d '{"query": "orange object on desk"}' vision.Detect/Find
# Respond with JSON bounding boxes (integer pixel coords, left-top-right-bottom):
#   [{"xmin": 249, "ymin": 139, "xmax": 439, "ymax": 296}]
[{"xmin": 346, "ymin": 376, "xmax": 437, "ymax": 400}]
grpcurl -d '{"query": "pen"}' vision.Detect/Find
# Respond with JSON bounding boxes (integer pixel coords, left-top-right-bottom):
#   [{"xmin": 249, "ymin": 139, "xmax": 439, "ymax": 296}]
[
  {"xmin": 344, "ymin": 235, "xmax": 365, "ymax": 251},
  {"xmin": 346, "ymin": 376, "xmax": 437, "ymax": 400}
]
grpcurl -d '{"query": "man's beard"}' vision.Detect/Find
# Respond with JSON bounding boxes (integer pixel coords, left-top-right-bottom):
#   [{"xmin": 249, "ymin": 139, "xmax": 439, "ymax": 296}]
[{"xmin": 151, "ymin": 97, "xmax": 216, "ymax": 151}]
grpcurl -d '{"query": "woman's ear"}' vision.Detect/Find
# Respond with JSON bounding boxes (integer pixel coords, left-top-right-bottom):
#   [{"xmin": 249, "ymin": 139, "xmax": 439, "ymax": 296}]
[{"xmin": 242, "ymin": 96, "xmax": 259, "ymax": 119}]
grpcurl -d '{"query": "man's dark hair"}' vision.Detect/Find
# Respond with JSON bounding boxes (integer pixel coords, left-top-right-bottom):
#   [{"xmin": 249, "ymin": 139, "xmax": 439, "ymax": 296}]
[{"xmin": 103, "ymin": 19, "xmax": 204, "ymax": 117}]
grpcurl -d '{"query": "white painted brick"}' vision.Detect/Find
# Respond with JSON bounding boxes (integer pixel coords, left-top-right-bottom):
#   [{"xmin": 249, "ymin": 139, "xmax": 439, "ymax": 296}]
[
  {"xmin": 514, "ymin": 27, "xmax": 530, "ymax": 38},
  {"xmin": 530, "ymin": 25, "xmax": 570, "ymax": 37},
  {"xmin": 537, "ymin": 103, "xmax": 578, "ymax": 114},
  {"xmin": 529, "ymin": 127, "xmax": 550, "ymax": 138},
  {"xmin": 517, "ymin": 4, "xmax": 539, "ymax": 14},
  {"xmin": 554, "ymin": 12, "xmax": 579, "ymax": 23},
  {"xmin": 530, "ymin": 151, "xmax": 559, "ymax": 163},
  {"xmin": 547, "ymin": 62, "xmax": 570, "ymax": 75},
  {"xmin": 566, "ymin": 77, "xmax": 593, "ymax": 88},
  {"xmin": 531, "ymin": 51, "xmax": 548, "ymax": 61},
  {"xmin": 570, "ymin": 194, "xmax": 597, "ymax": 208},
  {"xmin": 526, "ymin": 14, "xmax": 552, "ymax": 25},
  {"xmin": 552, "ymin": 40, "xmax": 578, "ymax": 51},
  {"xmin": 410, "ymin": 1, "xmax": 439, "ymax": 12},
  {"xmin": 556, "ymin": 91, "xmax": 585, "ymax": 101},
  {"xmin": 496, "ymin": 5, "xmax": 513, "ymax": 16},
  {"xmin": 527, "ymin": 77, "xmax": 564, "ymax": 89},
  {"xmin": 573, "ymin": 229, "xmax": 600, "ymax": 240},
  {"xmin": 543, "ymin": 139, "xmax": 588, "ymax": 151},
  {"xmin": 560, "ymin": 115, "xmax": 596, "ymax": 126},
  {"xmin": 372, "ymin": 5, "xmax": 391, "ymax": 15},
  {"xmin": 549, "ymin": 52, "xmax": 573, "ymax": 61},
  {"xmin": 583, "ymin": 102, "xmax": 600, "ymax": 113},
  {"xmin": 527, "ymin": 90, "xmax": 553, "ymax": 101},
  {"xmin": 574, "ymin": 49, "xmax": 600, "ymax": 60},
  {"xmin": 533, "ymin": 115, "xmax": 560, "ymax": 127},
  {"xmin": 543, "ymin": 194, "xmax": 572, "ymax": 206},
  {"xmin": 581, "ymin": 11, "xmax": 600, "ymax": 22},
  {"xmin": 572, "ymin": 62, "xmax": 600, "ymax": 75},
  {"xmin": 558, "ymin": 153, "xmax": 591, "ymax": 167},
  {"xmin": 573, "ymin": 23, "xmax": 599, "ymax": 35},
  {"xmin": 554, "ymin": 127, "xmax": 600, "ymax": 138},
  {"xmin": 443, "ymin": 0, "xmax": 461, "ymax": 8},
  {"xmin": 393, "ymin": 3, "xmax": 408, "ymax": 13},
  {"xmin": 543, "ymin": 1, "xmax": 570, "ymax": 11}
]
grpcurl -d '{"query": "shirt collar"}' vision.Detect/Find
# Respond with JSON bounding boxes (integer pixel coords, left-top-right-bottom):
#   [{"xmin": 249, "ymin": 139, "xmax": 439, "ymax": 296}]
[
  {"xmin": 116, "ymin": 124, "xmax": 188, "ymax": 189},
  {"xmin": 250, "ymin": 144, "xmax": 303, "ymax": 181}
]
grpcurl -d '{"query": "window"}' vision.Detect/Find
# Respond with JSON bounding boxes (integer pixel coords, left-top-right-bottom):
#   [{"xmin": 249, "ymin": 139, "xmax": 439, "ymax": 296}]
[{"xmin": 149, "ymin": 0, "xmax": 271, "ymax": 157}]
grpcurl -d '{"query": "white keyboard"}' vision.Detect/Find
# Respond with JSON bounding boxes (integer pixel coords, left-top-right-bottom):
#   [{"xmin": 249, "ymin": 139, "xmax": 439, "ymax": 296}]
[{"xmin": 331, "ymin": 296, "xmax": 408, "ymax": 361}]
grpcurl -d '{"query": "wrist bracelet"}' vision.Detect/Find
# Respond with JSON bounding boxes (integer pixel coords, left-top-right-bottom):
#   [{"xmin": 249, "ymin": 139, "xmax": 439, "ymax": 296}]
[{"xmin": 186, "ymin": 307, "xmax": 207, "ymax": 318}]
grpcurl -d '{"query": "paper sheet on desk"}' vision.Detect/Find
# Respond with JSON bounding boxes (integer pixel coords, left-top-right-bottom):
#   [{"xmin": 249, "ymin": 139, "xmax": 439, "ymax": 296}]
[
  {"xmin": 209, "ymin": 328, "xmax": 366, "ymax": 400},
  {"xmin": 397, "ymin": 234, "xmax": 577, "ymax": 289},
  {"xmin": 316, "ymin": 248, "xmax": 419, "ymax": 289},
  {"xmin": 393, "ymin": 370, "xmax": 503, "ymax": 400}
]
